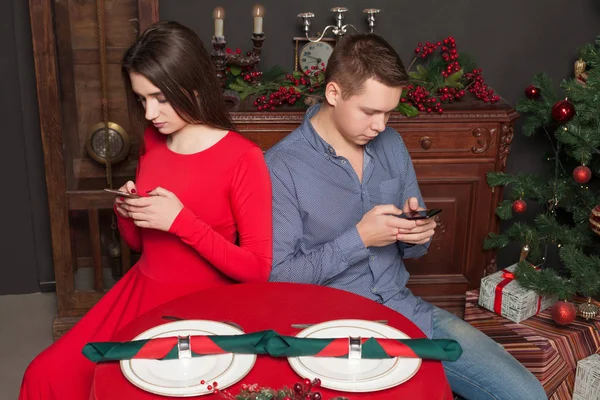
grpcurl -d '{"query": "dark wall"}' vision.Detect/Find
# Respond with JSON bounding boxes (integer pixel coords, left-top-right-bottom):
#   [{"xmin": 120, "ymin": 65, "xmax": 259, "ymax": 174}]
[
  {"xmin": 2, "ymin": 1, "xmax": 600, "ymax": 293},
  {"xmin": 0, "ymin": 0, "xmax": 51, "ymax": 294},
  {"xmin": 161, "ymin": 0, "xmax": 600, "ymax": 267}
]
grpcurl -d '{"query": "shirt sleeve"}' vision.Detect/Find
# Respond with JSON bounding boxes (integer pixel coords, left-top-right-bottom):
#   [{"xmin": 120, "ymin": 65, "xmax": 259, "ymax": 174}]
[
  {"xmin": 267, "ymin": 155, "xmax": 370, "ymax": 284},
  {"xmin": 168, "ymin": 146, "xmax": 272, "ymax": 283},
  {"xmin": 395, "ymin": 134, "xmax": 431, "ymax": 259}
]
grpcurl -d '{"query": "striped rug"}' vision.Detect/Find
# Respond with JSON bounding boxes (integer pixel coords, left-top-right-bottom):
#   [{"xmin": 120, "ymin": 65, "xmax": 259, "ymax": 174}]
[{"xmin": 464, "ymin": 290, "xmax": 600, "ymax": 399}]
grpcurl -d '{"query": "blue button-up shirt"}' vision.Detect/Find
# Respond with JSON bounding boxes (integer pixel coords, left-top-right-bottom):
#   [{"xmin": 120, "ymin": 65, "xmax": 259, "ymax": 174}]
[{"xmin": 265, "ymin": 104, "xmax": 434, "ymax": 337}]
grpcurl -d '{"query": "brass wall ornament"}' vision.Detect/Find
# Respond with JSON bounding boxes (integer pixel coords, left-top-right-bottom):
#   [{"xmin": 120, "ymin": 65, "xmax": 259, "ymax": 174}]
[{"xmin": 85, "ymin": 122, "xmax": 130, "ymax": 165}]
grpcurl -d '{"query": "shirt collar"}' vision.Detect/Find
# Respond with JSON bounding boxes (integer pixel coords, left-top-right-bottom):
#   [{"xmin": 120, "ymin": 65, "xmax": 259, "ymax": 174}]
[{"xmin": 300, "ymin": 103, "xmax": 334, "ymax": 156}]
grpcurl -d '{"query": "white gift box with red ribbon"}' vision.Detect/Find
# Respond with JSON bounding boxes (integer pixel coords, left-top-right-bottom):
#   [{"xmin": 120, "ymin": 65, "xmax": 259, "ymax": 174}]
[
  {"xmin": 573, "ymin": 354, "xmax": 600, "ymax": 400},
  {"xmin": 479, "ymin": 264, "xmax": 557, "ymax": 323}
]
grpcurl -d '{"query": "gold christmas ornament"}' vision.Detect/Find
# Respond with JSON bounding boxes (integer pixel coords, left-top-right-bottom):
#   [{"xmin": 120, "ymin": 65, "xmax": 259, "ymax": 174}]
[
  {"xmin": 575, "ymin": 58, "xmax": 588, "ymax": 85},
  {"xmin": 578, "ymin": 297, "xmax": 599, "ymax": 320},
  {"xmin": 574, "ymin": 58, "xmax": 587, "ymax": 77},
  {"xmin": 519, "ymin": 244, "xmax": 530, "ymax": 262}
]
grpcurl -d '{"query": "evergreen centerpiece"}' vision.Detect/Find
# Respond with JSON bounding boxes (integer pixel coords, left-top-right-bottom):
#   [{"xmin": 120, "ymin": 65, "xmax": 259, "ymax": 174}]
[{"xmin": 485, "ymin": 36, "xmax": 600, "ymax": 321}]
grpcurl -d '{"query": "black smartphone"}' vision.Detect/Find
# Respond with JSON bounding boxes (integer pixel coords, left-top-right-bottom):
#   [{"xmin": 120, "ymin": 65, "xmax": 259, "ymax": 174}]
[
  {"xmin": 103, "ymin": 188, "xmax": 140, "ymax": 198},
  {"xmin": 397, "ymin": 208, "xmax": 442, "ymax": 220}
]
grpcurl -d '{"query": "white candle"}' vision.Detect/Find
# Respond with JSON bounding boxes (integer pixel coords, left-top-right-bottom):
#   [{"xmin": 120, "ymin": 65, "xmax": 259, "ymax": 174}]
[
  {"xmin": 213, "ymin": 7, "xmax": 225, "ymax": 37},
  {"xmin": 252, "ymin": 4, "xmax": 264, "ymax": 34},
  {"xmin": 214, "ymin": 19, "xmax": 224, "ymax": 37},
  {"xmin": 253, "ymin": 16, "xmax": 263, "ymax": 34}
]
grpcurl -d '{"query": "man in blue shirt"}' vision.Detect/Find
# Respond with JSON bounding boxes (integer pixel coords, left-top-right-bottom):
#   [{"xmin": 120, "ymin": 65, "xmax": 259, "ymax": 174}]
[{"xmin": 266, "ymin": 34, "xmax": 546, "ymax": 399}]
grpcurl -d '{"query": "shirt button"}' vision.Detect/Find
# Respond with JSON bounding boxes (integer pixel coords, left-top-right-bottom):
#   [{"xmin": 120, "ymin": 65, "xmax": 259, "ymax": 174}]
[
  {"xmin": 328, "ymin": 146, "xmax": 335, "ymax": 154},
  {"xmin": 371, "ymin": 287, "xmax": 377, "ymax": 293},
  {"xmin": 369, "ymin": 255, "xmax": 375, "ymax": 261},
  {"xmin": 340, "ymin": 160, "xmax": 346, "ymax": 164}
]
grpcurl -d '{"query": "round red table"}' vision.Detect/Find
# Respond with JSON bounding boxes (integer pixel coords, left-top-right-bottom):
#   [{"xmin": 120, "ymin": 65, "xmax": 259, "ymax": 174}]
[{"xmin": 91, "ymin": 282, "xmax": 452, "ymax": 399}]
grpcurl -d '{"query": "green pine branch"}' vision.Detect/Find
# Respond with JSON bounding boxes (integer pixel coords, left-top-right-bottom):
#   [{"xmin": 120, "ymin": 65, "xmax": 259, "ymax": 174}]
[
  {"xmin": 560, "ymin": 245, "xmax": 600, "ymax": 297},
  {"xmin": 515, "ymin": 261, "xmax": 576, "ymax": 300}
]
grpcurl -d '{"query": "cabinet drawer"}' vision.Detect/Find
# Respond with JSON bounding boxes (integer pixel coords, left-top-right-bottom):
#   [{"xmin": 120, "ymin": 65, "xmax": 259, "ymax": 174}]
[{"xmin": 390, "ymin": 123, "xmax": 498, "ymax": 159}]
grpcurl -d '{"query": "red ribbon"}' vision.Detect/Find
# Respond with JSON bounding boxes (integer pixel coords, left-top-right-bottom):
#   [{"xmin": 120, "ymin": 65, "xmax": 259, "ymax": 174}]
[
  {"xmin": 134, "ymin": 337, "xmax": 178, "ymax": 359},
  {"xmin": 314, "ymin": 338, "xmax": 420, "ymax": 358},
  {"xmin": 494, "ymin": 269, "xmax": 542, "ymax": 315}
]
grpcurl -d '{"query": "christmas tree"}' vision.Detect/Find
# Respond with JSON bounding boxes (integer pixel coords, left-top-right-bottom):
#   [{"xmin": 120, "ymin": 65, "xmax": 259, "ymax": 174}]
[{"xmin": 484, "ymin": 36, "xmax": 600, "ymax": 320}]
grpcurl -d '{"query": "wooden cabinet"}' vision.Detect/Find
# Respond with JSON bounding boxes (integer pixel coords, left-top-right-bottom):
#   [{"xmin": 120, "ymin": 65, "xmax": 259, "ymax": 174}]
[{"xmin": 232, "ymin": 103, "xmax": 518, "ymax": 317}]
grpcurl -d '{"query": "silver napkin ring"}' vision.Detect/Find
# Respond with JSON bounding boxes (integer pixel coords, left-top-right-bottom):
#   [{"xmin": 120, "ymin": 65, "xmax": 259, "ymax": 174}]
[
  {"xmin": 349, "ymin": 336, "xmax": 362, "ymax": 360},
  {"xmin": 178, "ymin": 335, "xmax": 192, "ymax": 359}
]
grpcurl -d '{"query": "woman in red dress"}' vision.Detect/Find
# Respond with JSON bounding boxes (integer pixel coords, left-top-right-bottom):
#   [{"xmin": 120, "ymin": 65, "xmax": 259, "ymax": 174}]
[{"xmin": 19, "ymin": 21, "xmax": 272, "ymax": 400}]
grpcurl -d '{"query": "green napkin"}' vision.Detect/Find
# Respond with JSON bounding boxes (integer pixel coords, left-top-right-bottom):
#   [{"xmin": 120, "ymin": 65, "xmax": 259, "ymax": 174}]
[{"xmin": 83, "ymin": 330, "xmax": 462, "ymax": 363}]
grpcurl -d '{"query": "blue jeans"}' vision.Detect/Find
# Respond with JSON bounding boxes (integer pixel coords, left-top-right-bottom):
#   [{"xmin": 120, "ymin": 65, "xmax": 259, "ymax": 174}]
[{"xmin": 432, "ymin": 306, "xmax": 548, "ymax": 400}]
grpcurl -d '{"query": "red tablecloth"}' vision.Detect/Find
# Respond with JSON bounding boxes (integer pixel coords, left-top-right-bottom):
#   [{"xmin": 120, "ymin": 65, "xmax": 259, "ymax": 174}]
[{"xmin": 91, "ymin": 282, "xmax": 452, "ymax": 399}]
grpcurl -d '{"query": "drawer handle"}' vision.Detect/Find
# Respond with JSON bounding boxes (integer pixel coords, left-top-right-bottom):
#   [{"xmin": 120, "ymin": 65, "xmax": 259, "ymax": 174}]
[{"xmin": 420, "ymin": 136, "xmax": 432, "ymax": 150}]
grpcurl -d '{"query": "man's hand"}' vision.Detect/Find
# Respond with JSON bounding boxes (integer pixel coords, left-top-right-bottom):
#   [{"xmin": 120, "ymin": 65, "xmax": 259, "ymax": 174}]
[
  {"xmin": 356, "ymin": 198, "xmax": 437, "ymax": 248},
  {"xmin": 120, "ymin": 187, "xmax": 184, "ymax": 231},
  {"xmin": 396, "ymin": 197, "xmax": 436, "ymax": 245}
]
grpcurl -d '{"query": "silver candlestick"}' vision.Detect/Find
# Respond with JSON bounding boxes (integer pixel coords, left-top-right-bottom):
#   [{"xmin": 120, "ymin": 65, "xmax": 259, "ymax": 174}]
[{"xmin": 298, "ymin": 7, "xmax": 381, "ymax": 43}]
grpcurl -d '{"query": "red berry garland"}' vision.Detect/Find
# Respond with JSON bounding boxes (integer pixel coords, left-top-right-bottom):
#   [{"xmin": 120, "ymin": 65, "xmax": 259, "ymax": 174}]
[{"xmin": 225, "ymin": 37, "xmax": 498, "ymax": 114}]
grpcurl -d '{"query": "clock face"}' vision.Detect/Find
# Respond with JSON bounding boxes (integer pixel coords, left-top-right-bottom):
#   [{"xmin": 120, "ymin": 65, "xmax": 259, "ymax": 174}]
[
  {"xmin": 299, "ymin": 41, "xmax": 334, "ymax": 76},
  {"xmin": 85, "ymin": 122, "xmax": 130, "ymax": 164},
  {"xmin": 91, "ymin": 128, "xmax": 125, "ymax": 159}
]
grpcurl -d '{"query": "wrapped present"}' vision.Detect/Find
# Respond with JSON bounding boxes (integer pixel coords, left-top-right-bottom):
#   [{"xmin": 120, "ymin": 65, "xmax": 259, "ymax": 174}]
[
  {"xmin": 573, "ymin": 354, "xmax": 600, "ymax": 400},
  {"xmin": 465, "ymin": 290, "xmax": 600, "ymax": 399},
  {"xmin": 479, "ymin": 263, "xmax": 557, "ymax": 323}
]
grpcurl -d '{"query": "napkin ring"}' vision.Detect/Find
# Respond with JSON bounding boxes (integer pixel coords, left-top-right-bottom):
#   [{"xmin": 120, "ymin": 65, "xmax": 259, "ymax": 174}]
[
  {"xmin": 348, "ymin": 336, "xmax": 362, "ymax": 360},
  {"xmin": 178, "ymin": 335, "xmax": 192, "ymax": 359}
]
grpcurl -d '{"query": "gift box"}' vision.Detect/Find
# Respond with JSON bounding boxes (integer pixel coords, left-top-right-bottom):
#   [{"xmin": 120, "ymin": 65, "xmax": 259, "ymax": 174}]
[
  {"xmin": 573, "ymin": 354, "xmax": 600, "ymax": 400},
  {"xmin": 465, "ymin": 290, "xmax": 600, "ymax": 399},
  {"xmin": 479, "ymin": 264, "xmax": 557, "ymax": 323}
]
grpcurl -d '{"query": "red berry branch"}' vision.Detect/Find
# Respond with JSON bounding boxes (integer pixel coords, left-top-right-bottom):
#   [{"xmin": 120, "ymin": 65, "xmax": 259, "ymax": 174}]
[{"xmin": 402, "ymin": 36, "xmax": 499, "ymax": 114}]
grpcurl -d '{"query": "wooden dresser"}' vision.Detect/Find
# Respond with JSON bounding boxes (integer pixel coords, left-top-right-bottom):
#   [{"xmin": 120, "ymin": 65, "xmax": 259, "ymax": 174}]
[{"xmin": 232, "ymin": 101, "xmax": 518, "ymax": 317}]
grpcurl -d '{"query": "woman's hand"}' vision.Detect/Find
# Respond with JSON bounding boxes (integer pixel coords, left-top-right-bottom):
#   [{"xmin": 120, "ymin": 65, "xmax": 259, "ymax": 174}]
[
  {"xmin": 120, "ymin": 187, "xmax": 184, "ymax": 231},
  {"xmin": 114, "ymin": 181, "xmax": 137, "ymax": 218}
]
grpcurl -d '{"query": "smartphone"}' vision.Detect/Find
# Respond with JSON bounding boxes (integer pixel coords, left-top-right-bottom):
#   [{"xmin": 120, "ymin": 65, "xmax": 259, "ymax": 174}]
[
  {"xmin": 397, "ymin": 208, "xmax": 442, "ymax": 220},
  {"xmin": 103, "ymin": 188, "xmax": 140, "ymax": 198}
]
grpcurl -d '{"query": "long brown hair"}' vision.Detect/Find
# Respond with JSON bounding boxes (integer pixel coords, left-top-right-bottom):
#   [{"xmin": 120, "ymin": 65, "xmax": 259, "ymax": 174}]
[
  {"xmin": 122, "ymin": 21, "xmax": 235, "ymax": 151},
  {"xmin": 325, "ymin": 33, "xmax": 409, "ymax": 99}
]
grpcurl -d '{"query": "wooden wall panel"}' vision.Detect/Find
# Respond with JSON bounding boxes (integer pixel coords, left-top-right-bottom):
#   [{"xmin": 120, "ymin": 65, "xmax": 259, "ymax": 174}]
[{"xmin": 68, "ymin": 0, "xmax": 136, "ymax": 50}]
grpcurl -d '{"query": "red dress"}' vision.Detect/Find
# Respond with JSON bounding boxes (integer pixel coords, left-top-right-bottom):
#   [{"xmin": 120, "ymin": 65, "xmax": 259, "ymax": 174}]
[{"xmin": 19, "ymin": 127, "xmax": 273, "ymax": 400}]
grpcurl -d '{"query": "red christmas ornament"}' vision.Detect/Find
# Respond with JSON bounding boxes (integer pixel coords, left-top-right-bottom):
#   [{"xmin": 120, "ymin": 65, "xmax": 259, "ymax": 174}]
[
  {"xmin": 512, "ymin": 199, "xmax": 527, "ymax": 213},
  {"xmin": 524, "ymin": 85, "xmax": 541, "ymax": 99},
  {"xmin": 573, "ymin": 165, "xmax": 592, "ymax": 184},
  {"xmin": 551, "ymin": 99, "xmax": 576, "ymax": 122},
  {"xmin": 550, "ymin": 300, "xmax": 577, "ymax": 325},
  {"xmin": 589, "ymin": 204, "xmax": 600, "ymax": 236}
]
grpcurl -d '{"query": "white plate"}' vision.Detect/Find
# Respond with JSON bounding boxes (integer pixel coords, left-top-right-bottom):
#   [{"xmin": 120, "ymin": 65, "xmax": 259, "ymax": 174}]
[
  {"xmin": 288, "ymin": 319, "xmax": 421, "ymax": 392},
  {"xmin": 120, "ymin": 320, "xmax": 256, "ymax": 397}
]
